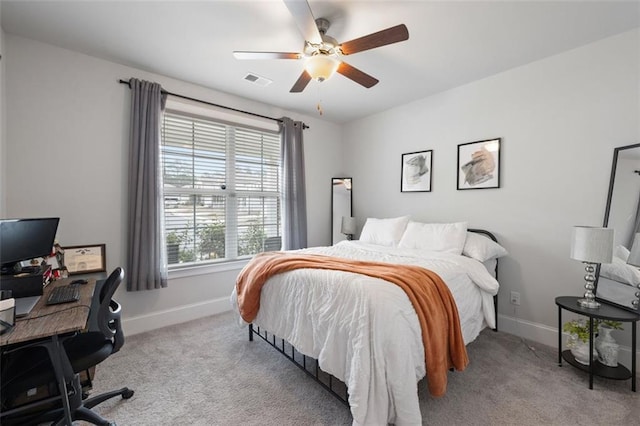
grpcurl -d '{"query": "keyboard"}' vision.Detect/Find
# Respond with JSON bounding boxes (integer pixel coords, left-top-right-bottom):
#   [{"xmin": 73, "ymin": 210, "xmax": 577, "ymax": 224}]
[{"xmin": 46, "ymin": 285, "xmax": 80, "ymax": 305}]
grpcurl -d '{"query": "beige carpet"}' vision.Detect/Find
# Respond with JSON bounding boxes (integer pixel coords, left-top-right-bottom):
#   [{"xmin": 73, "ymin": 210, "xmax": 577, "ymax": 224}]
[{"xmin": 83, "ymin": 312, "xmax": 639, "ymax": 425}]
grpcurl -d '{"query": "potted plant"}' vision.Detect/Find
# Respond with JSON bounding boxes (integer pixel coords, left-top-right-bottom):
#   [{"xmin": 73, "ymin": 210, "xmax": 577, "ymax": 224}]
[
  {"xmin": 563, "ymin": 319, "xmax": 596, "ymax": 365},
  {"xmin": 563, "ymin": 319, "xmax": 622, "ymax": 365}
]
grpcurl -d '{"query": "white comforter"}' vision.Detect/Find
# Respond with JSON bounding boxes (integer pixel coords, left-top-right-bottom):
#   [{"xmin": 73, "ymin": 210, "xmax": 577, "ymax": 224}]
[{"xmin": 230, "ymin": 241, "xmax": 499, "ymax": 426}]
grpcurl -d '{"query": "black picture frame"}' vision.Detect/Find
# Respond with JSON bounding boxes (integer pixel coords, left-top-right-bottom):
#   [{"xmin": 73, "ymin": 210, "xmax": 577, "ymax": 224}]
[
  {"xmin": 457, "ymin": 138, "xmax": 501, "ymax": 190},
  {"xmin": 401, "ymin": 150, "xmax": 432, "ymax": 192}
]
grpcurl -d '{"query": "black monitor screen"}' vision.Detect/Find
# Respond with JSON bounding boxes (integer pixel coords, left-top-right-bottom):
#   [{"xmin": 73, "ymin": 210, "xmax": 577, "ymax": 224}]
[{"xmin": 0, "ymin": 218, "xmax": 60, "ymax": 274}]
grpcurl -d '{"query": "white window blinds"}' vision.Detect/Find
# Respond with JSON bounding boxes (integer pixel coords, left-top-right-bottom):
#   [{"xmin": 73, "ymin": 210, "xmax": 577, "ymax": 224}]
[{"xmin": 161, "ymin": 111, "xmax": 281, "ymax": 266}]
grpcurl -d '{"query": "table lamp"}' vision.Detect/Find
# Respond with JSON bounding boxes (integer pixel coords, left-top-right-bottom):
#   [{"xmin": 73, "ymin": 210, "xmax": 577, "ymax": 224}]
[
  {"xmin": 627, "ymin": 233, "xmax": 640, "ymax": 267},
  {"xmin": 570, "ymin": 226, "xmax": 614, "ymax": 309},
  {"xmin": 341, "ymin": 216, "xmax": 357, "ymax": 240}
]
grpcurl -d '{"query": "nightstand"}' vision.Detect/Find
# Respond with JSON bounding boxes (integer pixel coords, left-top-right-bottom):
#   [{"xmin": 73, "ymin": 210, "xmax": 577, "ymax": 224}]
[{"xmin": 556, "ymin": 296, "xmax": 639, "ymax": 391}]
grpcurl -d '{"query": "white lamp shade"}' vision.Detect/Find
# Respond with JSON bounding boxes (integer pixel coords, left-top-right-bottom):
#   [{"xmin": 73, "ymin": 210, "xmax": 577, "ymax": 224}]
[
  {"xmin": 305, "ymin": 54, "xmax": 339, "ymax": 82},
  {"xmin": 628, "ymin": 233, "xmax": 640, "ymax": 267},
  {"xmin": 341, "ymin": 216, "xmax": 357, "ymax": 235},
  {"xmin": 570, "ymin": 226, "xmax": 614, "ymax": 263}
]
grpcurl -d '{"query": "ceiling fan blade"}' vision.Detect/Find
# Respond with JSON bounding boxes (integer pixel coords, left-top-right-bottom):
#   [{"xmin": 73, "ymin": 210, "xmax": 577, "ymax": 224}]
[
  {"xmin": 283, "ymin": 0, "xmax": 322, "ymax": 44},
  {"xmin": 290, "ymin": 70, "xmax": 312, "ymax": 93},
  {"xmin": 339, "ymin": 24, "xmax": 409, "ymax": 55},
  {"xmin": 337, "ymin": 62, "xmax": 379, "ymax": 88},
  {"xmin": 233, "ymin": 51, "xmax": 302, "ymax": 60}
]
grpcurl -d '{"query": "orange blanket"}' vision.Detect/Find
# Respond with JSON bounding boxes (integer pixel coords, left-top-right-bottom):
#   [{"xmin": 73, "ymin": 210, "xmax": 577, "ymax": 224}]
[{"xmin": 235, "ymin": 251, "xmax": 469, "ymax": 397}]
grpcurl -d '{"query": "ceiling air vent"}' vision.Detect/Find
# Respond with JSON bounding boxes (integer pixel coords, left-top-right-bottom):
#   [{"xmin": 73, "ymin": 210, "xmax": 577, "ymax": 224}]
[{"xmin": 243, "ymin": 73, "xmax": 272, "ymax": 87}]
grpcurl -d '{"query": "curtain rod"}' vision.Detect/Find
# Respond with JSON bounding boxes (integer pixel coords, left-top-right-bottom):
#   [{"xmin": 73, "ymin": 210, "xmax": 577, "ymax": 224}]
[{"xmin": 118, "ymin": 79, "xmax": 308, "ymax": 129}]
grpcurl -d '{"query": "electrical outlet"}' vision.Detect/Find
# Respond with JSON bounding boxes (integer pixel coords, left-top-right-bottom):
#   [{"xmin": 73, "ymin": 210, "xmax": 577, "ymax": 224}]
[{"xmin": 510, "ymin": 291, "xmax": 521, "ymax": 306}]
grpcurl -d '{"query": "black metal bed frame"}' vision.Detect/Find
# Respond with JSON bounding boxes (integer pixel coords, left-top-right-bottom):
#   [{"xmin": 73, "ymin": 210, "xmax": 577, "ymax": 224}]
[
  {"xmin": 247, "ymin": 229, "xmax": 500, "ymax": 407},
  {"xmin": 248, "ymin": 324, "xmax": 349, "ymax": 405}
]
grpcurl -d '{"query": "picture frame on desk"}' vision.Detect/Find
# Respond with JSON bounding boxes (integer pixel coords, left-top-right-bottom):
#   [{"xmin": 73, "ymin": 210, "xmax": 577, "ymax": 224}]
[{"xmin": 62, "ymin": 244, "xmax": 106, "ymax": 275}]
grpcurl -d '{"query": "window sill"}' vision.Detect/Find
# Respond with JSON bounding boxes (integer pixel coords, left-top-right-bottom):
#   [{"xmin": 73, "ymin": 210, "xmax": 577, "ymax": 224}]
[{"xmin": 168, "ymin": 259, "xmax": 250, "ymax": 280}]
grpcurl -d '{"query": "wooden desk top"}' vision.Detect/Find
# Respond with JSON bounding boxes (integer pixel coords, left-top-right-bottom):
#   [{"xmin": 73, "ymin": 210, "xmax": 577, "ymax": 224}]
[{"xmin": 0, "ymin": 278, "xmax": 95, "ymax": 347}]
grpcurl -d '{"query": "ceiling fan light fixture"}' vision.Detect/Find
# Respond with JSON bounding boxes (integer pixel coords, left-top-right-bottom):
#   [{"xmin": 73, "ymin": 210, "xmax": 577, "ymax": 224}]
[
  {"xmin": 304, "ymin": 54, "xmax": 339, "ymax": 82},
  {"xmin": 234, "ymin": 1, "xmax": 409, "ymax": 93}
]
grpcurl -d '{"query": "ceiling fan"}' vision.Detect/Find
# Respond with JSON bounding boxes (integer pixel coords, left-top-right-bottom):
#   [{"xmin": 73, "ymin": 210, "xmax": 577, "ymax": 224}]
[{"xmin": 233, "ymin": 0, "xmax": 409, "ymax": 93}]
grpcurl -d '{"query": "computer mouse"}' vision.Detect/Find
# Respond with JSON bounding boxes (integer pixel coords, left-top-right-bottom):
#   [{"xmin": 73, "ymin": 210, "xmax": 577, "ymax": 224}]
[{"xmin": 71, "ymin": 279, "xmax": 88, "ymax": 285}]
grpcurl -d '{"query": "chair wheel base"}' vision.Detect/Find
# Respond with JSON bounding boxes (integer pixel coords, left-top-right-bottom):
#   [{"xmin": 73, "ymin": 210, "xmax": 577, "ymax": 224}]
[{"xmin": 122, "ymin": 389, "xmax": 134, "ymax": 399}]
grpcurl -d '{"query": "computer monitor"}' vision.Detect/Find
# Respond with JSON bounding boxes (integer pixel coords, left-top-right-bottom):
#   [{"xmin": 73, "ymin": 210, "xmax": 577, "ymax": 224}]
[{"xmin": 0, "ymin": 218, "xmax": 60, "ymax": 275}]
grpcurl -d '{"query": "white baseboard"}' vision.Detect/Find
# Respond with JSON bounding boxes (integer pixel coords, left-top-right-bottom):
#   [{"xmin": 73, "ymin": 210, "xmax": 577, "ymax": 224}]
[
  {"xmin": 498, "ymin": 313, "xmax": 639, "ymax": 370},
  {"xmin": 122, "ymin": 297, "xmax": 232, "ymax": 336}
]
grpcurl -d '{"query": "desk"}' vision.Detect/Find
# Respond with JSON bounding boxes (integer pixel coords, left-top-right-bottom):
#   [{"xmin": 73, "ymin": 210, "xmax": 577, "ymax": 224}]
[
  {"xmin": 1, "ymin": 278, "xmax": 95, "ymax": 346},
  {"xmin": 0, "ymin": 278, "xmax": 95, "ymax": 424}
]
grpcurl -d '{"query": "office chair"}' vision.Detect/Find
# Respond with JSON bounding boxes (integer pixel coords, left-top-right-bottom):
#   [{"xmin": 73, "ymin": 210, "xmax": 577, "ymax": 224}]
[{"xmin": 0, "ymin": 267, "xmax": 133, "ymax": 425}]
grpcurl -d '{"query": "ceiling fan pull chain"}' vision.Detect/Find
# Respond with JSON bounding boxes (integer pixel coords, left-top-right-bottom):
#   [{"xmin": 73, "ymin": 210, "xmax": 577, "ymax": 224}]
[{"xmin": 316, "ymin": 85, "xmax": 324, "ymax": 116}]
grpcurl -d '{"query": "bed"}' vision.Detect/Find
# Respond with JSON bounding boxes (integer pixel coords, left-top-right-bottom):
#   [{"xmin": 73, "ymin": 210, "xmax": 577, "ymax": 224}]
[{"xmin": 230, "ymin": 219, "xmax": 506, "ymax": 425}]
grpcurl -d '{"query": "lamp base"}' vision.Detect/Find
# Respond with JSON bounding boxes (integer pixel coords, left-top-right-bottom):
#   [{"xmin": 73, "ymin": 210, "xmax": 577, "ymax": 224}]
[{"xmin": 577, "ymin": 298, "xmax": 600, "ymax": 309}]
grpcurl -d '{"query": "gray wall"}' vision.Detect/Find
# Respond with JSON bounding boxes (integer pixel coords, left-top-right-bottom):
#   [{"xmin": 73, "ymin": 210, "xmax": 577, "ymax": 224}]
[
  {"xmin": 3, "ymin": 34, "xmax": 344, "ymax": 334},
  {"xmin": 343, "ymin": 29, "xmax": 640, "ymax": 352}
]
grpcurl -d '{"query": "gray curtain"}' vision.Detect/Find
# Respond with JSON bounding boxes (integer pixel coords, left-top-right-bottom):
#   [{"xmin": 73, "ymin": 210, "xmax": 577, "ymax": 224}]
[
  {"xmin": 126, "ymin": 78, "xmax": 168, "ymax": 291},
  {"xmin": 280, "ymin": 117, "xmax": 307, "ymax": 250}
]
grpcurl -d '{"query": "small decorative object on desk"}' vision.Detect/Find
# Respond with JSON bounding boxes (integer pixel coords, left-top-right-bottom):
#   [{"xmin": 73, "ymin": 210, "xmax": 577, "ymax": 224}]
[
  {"xmin": 595, "ymin": 322, "xmax": 622, "ymax": 367},
  {"xmin": 41, "ymin": 241, "xmax": 67, "ymax": 279}
]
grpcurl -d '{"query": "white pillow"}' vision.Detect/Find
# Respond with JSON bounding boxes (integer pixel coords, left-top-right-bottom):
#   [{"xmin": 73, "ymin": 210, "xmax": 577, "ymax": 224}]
[
  {"xmin": 398, "ymin": 221, "xmax": 468, "ymax": 254},
  {"xmin": 462, "ymin": 232, "xmax": 508, "ymax": 262},
  {"xmin": 359, "ymin": 216, "xmax": 410, "ymax": 247}
]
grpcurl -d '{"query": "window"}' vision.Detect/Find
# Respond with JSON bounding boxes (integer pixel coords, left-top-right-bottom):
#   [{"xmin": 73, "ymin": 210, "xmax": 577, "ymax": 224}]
[{"xmin": 161, "ymin": 109, "xmax": 281, "ymax": 267}]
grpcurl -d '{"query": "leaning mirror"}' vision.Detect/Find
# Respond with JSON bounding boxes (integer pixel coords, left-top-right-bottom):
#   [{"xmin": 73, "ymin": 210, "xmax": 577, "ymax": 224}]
[
  {"xmin": 596, "ymin": 143, "xmax": 640, "ymax": 311},
  {"xmin": 331, "ymin": 178, "xmax": 353, "ymax": 245}
]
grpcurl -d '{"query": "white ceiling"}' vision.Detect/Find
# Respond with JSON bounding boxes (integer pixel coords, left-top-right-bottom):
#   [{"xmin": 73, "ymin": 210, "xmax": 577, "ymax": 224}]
[{"xmin": 1, "ymin": 1, "xmax": 639, "ymax": 123}]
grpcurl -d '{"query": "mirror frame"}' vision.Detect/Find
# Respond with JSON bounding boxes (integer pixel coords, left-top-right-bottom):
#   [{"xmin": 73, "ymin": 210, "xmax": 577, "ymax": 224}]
[
  {"xmin": 331, "ymin": 177, "xmax": 353, "ymax": 245},
  {"xmin": 596, "ymin": 143, "xmax": 640, "ymax": 312}
]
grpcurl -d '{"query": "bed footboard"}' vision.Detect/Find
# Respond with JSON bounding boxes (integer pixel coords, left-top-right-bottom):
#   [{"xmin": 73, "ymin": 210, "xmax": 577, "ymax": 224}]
[{"xmin": 248, "ymin": 324, "xmax": 349, "ymax": 406}]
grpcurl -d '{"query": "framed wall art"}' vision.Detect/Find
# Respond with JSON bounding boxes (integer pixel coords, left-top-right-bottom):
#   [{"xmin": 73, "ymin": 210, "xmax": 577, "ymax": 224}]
[
  {"xmin": 401, "ymin": 150, "xmax": 432, "ymax": 192},
  {"xmin": 61, "ymin": 244, "xmax": 106, "ymax": 275},
  {"xmin": 457, "ymin": 138, "xmax": 501, "ymax": 190}
]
